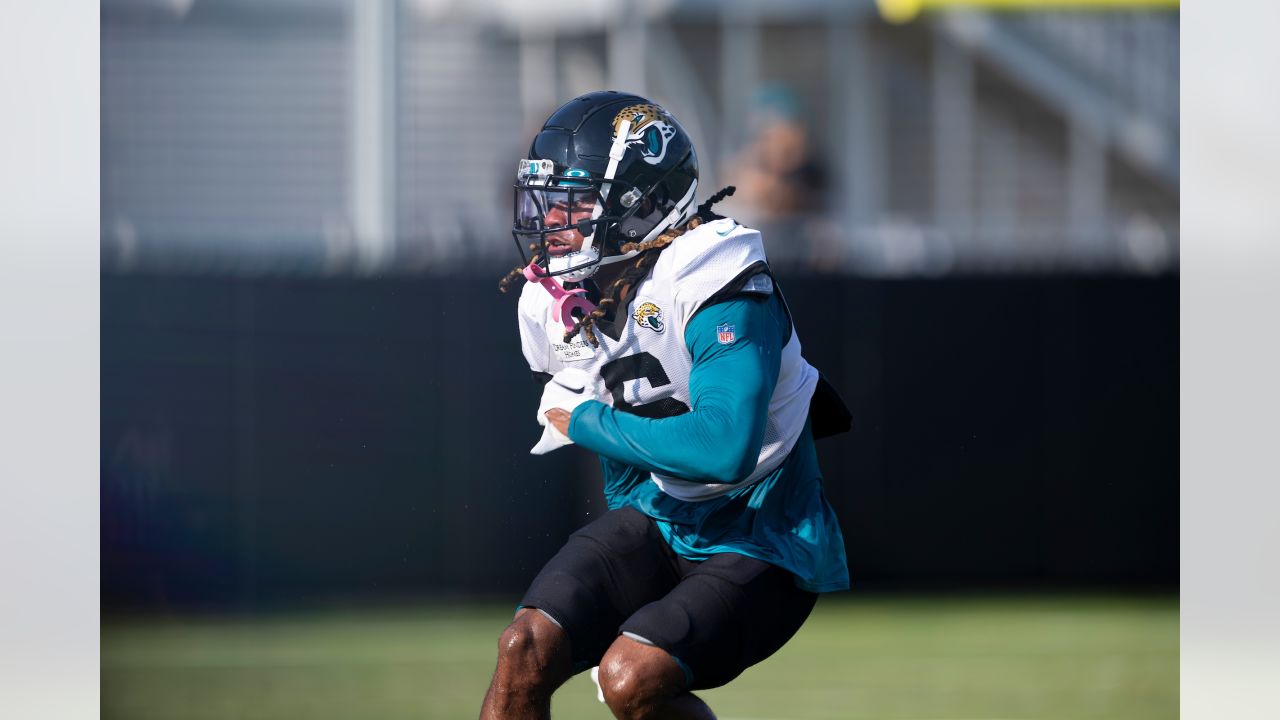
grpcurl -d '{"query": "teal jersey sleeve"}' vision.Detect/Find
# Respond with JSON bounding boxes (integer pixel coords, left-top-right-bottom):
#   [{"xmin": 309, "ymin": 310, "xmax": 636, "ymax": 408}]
[{"xmin": 568, "ymin": 294, "xmax": 783, "ymax": 484}]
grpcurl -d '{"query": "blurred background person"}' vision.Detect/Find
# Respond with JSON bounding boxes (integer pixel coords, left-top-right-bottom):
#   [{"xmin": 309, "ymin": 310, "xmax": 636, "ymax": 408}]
[
  {"xmin": 720, "ymin": 84, "xmax": 831, "ymax": 267},
  {"xmin": 722, "ymin": 85, "xmax": 828, "ymax": 222}
]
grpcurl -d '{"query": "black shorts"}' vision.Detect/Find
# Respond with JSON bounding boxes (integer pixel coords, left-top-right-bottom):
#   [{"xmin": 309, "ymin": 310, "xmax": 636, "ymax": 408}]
[{"xmin": 518, "ymin": 506, "xmax": 818, "ymax": 690}]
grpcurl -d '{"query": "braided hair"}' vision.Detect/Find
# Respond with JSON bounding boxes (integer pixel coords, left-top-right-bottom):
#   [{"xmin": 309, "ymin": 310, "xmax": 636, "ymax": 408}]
[{"xmin": 499, "ymin": 186, "xmax": 737, "ymax": 348}]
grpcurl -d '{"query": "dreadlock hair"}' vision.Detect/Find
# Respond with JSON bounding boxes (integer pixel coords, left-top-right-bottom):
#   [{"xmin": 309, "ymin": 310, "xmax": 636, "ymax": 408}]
[
  {"xmin": 498, "ymin": 186, "xmax": 737, "ymax": 349},
  {"xmin": 498, "ymin": 249, "xmax": 540, "ymax": 294}
]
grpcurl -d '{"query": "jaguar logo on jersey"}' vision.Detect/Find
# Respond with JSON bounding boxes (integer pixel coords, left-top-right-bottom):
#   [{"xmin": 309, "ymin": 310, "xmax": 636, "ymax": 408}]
[
  {"xmin": 612, "ymin": 104, "xmax": 677, "ymax": 166},
  {"xmin": 717, "ymin": 323, "xmax": 736, "ymax": 345},
  {"xmin": 633, "ymin": 302, "xmax": 665, "ymax": 333}
]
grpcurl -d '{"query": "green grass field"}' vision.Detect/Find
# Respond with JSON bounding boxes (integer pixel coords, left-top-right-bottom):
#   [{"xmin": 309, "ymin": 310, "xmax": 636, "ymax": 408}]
[{"xmin": 102, "ymin": 595, "xmax": 1177, "ymax": 720}]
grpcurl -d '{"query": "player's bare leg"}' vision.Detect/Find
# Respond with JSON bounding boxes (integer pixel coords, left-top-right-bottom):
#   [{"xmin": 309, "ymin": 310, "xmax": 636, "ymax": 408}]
[
  {"xmin": 480, "ymin": 608, "xmax": 574, "ymax": 720},
  {"xmin": 596, "ymin": 636, "xmax": 716, "ymax": 720}
]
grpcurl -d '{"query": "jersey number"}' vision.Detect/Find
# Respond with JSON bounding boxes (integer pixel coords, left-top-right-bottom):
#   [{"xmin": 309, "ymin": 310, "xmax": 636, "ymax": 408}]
[{"xmin": 599, "ymin": 352, "xmax": 690, "ymax": 419}]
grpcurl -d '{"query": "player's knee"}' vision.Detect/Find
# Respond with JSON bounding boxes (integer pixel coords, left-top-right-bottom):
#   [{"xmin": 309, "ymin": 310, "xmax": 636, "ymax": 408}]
[
  {"xmin": 597, "ymin": 639, "xmax": 684, "ymax": 719},
  {"xmin": 495, "ymin": 610, "xmax": 567, "ymax": 688}
]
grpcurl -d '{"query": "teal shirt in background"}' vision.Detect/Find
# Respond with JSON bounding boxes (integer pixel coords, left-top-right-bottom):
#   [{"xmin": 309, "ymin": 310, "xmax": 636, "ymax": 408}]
[{"xmin": 569, "ymin": 294, "xmax": 850, "ymax": 593}]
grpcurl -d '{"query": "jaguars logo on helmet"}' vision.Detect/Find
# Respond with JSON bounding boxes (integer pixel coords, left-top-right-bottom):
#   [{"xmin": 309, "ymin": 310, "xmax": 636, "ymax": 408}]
[{"xmin": 612, "ymin": 104, "xmax": 678, "ymax": 166}]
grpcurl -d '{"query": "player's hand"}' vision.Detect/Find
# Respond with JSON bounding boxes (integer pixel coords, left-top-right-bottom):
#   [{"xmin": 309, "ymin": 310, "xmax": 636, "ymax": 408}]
[
  {"xmin": 530, "ymin": 368, "xmax": 597, "ymax": 455},
  {"xmin": 545, "ymin": 408, "xmax": 572, "ymax": 437}
]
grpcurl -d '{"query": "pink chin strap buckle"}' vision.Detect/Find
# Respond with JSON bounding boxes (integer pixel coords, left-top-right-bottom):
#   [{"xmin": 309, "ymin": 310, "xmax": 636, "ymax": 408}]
[{"xmin": 523, "ymin": 262, "xmax": 597, "ymax": 329}]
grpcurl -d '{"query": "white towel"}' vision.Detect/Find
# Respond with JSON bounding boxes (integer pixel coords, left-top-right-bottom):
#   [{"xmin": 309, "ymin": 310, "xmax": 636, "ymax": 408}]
[{"xmin": 530, "ymin": 368, "xmax": 597, "ymax": 455}]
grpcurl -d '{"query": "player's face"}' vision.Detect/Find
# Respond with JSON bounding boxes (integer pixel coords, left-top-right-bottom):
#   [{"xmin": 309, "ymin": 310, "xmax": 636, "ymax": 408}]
[{"xmin": 541, "ymin": 192, "xmax": 597, "ymax": 257}]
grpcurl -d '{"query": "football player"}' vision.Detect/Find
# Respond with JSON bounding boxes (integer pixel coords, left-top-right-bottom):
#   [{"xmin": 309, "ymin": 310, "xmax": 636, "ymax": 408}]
[{"xmin": 481, "ymin": 91, "xmax": 850, "ymax": 720}]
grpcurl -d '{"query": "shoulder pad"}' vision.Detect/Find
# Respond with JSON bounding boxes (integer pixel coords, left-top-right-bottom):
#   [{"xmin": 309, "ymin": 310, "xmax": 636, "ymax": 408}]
[
  {"xmin": 647, "ymin": 219, "xmax": 773, "ymax": 326},
  {"xmin": 657, "ymin": 218, "xmax": 769, "ymax": 303}
]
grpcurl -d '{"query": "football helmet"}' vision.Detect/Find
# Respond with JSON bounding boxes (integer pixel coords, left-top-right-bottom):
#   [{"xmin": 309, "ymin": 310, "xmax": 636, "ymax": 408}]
[{"xmin": 513, "ymin": 91, "xmax": 699, "ymax": 282}]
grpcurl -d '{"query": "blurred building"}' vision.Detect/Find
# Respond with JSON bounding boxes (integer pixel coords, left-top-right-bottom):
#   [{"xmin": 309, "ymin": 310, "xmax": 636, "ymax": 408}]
[{"xmin": 101, "ymin": 0, "xmax": 1178, "ymax": 277}]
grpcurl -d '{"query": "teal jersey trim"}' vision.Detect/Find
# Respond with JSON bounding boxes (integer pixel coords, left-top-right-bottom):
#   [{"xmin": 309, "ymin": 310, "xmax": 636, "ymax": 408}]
[
  {"xmin": 571, "ymin": 293, "xmax": 850, "ymax": 593},
  {"xmin": 650, "ymin": 421, "xmax": 850, "ymax": 593},
  {"xmin": 570, "ymin": 295, "xmax": 780, "ymax": 484}
]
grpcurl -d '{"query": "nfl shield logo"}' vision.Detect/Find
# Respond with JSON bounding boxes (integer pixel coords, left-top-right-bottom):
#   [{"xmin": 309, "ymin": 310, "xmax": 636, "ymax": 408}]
[{"xmin": 716, "ymin": 323, "xmax": 736, "ymax": 345}]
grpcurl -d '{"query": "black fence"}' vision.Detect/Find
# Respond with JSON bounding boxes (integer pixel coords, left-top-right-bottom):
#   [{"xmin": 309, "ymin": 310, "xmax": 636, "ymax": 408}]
[{"xmin": 102, "ymin": 271, "xmax": 1177, "ymax": 611}]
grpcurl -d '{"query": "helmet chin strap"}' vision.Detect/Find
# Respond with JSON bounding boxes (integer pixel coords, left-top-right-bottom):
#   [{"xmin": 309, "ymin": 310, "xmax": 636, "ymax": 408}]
[
  {"xmin": 547, "ymin": 245, "xmax": 599, "ymax": 279},
  {"xmin": 552, "ymin": 247, "xmax": 638, "ymax": 282}
]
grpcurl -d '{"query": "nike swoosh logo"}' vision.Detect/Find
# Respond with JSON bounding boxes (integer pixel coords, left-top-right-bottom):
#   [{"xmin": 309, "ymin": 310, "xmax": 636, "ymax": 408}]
[{"xmin": 715, "ymin": 223, "xmax": 736, "ymax": 236}]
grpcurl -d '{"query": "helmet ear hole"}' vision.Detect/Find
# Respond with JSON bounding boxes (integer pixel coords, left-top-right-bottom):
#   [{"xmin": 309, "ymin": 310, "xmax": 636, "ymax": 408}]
[
  {"xmin": 618, "ymin": 216, "xmax": 648, "ymax": 240},
  {"xmin": 618, "ymin": 194, "xmax": 663, "ymax": 241}
]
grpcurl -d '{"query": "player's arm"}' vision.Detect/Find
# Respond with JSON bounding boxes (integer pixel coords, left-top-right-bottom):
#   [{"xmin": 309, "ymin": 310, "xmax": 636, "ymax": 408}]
[{"xmin": 567, "ymin": 293, "xmax": 783, "ymax": 484}]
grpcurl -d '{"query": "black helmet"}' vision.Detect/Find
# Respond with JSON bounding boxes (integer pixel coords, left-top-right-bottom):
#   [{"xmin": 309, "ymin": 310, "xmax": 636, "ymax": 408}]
[{"xmin": 512, "ymin": 91, "xmax": 699, "ymax": 281}]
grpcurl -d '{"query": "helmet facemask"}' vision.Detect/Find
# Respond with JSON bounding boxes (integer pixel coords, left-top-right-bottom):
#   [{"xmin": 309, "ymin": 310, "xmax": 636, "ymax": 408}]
[{"xmin": 513, "ymin": 160, "xmax": 636, "ymax": 282}]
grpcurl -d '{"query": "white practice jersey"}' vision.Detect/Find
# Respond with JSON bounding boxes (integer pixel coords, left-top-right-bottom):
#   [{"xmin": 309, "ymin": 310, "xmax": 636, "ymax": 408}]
[{"xmin": 517, "ymin": 217, "xmax": 819, "ymax": 501}]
